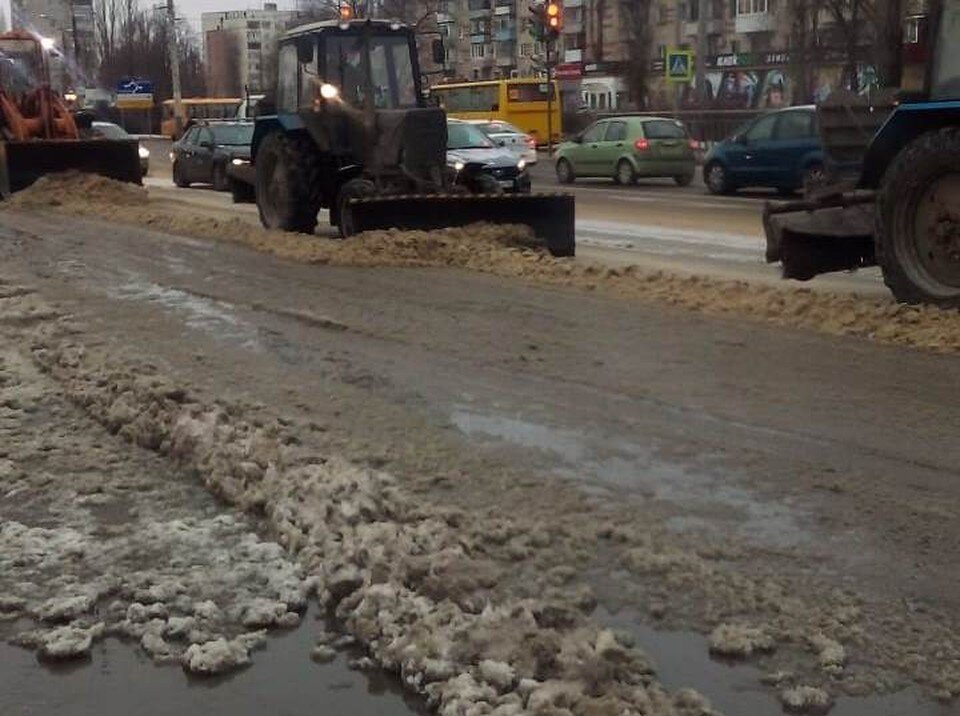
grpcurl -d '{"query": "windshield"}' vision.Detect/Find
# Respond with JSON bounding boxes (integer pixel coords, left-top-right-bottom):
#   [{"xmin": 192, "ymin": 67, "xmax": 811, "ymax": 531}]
[
  {"xmin": 0, "ymin": 39, "xmax": 43, "ymax": 96},
  {"xmin": 211, "ymin": 124, "xmax": 254, "ymax": 146},
  {"xmin": 478, "ymin": 121, "xmax": 522, "ymax": 135},
  {"xmin": 448, "ymin": 123, "xmax": 494, "ymax": 150},
  {"xmin": 325, "ymin": 33, "xmax": 417, "ymax": 109},
  {"xmin": 932, "ymin": 0, "xmax": 960, "ymax": 99},
  {"xmin": 93, "ymin": 124, "xmax": 130, "ymax": 140}
]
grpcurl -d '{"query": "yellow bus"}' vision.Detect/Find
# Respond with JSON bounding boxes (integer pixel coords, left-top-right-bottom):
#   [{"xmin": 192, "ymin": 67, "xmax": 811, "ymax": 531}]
[
  {"xmin": 430, "ymin": 79, "xmax": 562, "ymax": 145},
  {"xmin": 161, "ymin": 98, "xmax": 243, "ymax": 138}
]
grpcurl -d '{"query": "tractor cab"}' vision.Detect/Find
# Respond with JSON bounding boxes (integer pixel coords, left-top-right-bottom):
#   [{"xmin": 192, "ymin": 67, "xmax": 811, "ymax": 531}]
[{"xmin": 931, "ymin": 0, "xmax": 960, "ymax": 99}]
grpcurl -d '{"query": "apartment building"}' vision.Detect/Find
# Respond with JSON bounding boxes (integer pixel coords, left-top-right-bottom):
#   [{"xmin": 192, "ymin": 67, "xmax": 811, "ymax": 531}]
[
  {"xmin": 436, "ymin": 0, "xmax": 934, "ymax": 111},
  {"xmin": 202, "ymin": 2, "xmax": 300, "ymax": 96}
]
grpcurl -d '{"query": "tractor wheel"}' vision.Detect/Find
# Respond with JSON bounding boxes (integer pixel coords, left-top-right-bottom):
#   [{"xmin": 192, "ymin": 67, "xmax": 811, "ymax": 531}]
[
  {"xmin": 255, "ymin": 131, "xmax": 322, "ymax": 234},
  {"xmin": 337, "ymin": 178, "xmax": 377, "ymax": 238},
  {"xmin": 876, "ymin": 127, "xmax": 960, "ymax": 307},
  {"xmin": 212, "ymin": 163, "xmax": 229, "ymax": 192},
  {"xmin": 472, "ymin": 173, "xmax": 503, "ymax": 195},
  {"xmin": 172, "ymin": 161, "xmax": 190, "ymax": 188}
]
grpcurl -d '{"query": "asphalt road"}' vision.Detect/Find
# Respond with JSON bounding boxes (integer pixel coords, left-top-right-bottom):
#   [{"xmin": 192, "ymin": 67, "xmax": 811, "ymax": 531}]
[
  {"xmin": 141, "ymin": 138, "xmax": 889, "ymax": 298},
  {"xmin": 1, "ymin": 207, "xmax": 957, "ymax": 714}
]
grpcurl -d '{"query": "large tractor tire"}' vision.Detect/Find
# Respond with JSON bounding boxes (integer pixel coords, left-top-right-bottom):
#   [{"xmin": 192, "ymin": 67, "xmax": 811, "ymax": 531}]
[
  {"xmin": 255, "ymin": 131, "xmax": 322, "ymax": 234},
  {"xmin": 876, "ymin": 128, "xmax": 960, "ymax": 307}
]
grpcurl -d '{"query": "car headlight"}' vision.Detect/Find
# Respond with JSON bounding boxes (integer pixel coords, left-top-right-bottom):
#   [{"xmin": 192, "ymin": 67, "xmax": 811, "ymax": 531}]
[
  {"xmin": 138, "ymin": 146, "xmax": 150, "ymax": 159},
  {"xmin": 231, "ymin": 158, "xmax": 248, "ymax": 166},
  {"xmin": 517, "ymin": 159, "xmax": 526, "ymax": 171},
  {"xmin": 452, "ymin": 161, "xmax": 465, "ymax": 172},
  {"xmin": 169, "ymin": 152, "xmax": 175, "ymax": 162},
  {"xmin": 319, "ymin": 83, "xmax": 339, "ymax": 100}
]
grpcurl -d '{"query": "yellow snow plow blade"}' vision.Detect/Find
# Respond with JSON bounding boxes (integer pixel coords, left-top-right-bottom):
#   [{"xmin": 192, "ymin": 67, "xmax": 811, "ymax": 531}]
[
  {"xmin": 0, "ymin": 138, "xmax": 142, "ymax": 198},
  {"xmin": 347, "ymin": 192, "xmax": 576, "ymax": 257}
]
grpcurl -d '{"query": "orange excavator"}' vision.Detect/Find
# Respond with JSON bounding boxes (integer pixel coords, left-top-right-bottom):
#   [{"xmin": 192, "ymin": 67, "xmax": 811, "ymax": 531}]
[{"xmin": 0, "ymin": 30, "xmax": 142, "ymax": 196}]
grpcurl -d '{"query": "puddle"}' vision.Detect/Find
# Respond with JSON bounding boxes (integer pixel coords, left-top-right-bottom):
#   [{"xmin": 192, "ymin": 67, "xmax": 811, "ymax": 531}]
[
  {"xmin": 594, "ymin": 606, "xmax": 953, "ymax": 716},
  {"xmin": 450, "ymin": 407, "xmax": 808, "ymax": 549},
  {"xmin": 0, "ymin": 606, "xmax": 424, "ymax": 716}
]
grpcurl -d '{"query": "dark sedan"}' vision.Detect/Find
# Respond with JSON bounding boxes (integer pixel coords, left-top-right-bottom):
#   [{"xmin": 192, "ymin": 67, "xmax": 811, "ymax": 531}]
[{"xmin": 171, "ymin": 120, "xmax": 254, "ymax": 191}]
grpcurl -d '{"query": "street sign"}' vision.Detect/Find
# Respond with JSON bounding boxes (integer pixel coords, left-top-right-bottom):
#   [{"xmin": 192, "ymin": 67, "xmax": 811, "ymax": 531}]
[
  {"xmin": 116, "ymin": 78, "xmax": 154, "ymax": 110},
  {"xmin": 665, "ymin": 49, "xmax": 694, "ymax": 83},
  {"xmin": 116, "ymin": 79, "xmax": 154, "ymax": 95}
]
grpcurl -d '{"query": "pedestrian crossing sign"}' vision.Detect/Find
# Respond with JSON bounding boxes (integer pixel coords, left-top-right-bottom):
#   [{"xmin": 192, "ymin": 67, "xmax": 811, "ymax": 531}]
[{"xmin": 666, "ymin": 49, "xmax": 694, "ymax": 82}]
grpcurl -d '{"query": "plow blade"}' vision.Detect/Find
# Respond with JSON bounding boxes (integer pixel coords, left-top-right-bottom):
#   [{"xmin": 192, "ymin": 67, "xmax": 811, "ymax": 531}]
[
  {"xmin": 0, "ymin": 139, "xmax": 142, "ymax": 198},
  {"xmin": 348, "ymin": 192, "xmax": 576, "ymax": 257},
  {"xmin": 763, "ymin": 192, "xmax": 876, "ymax": 280}
]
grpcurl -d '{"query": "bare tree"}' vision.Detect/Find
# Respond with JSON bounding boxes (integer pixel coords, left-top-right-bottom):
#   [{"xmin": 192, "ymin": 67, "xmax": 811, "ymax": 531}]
[
  {"xmin": 620, "ymin": 0, "xmax": 652, "ymax": 109},
  {"xmin": 787, "ymin": 0, "xmax": 824, "ymax": 103}
]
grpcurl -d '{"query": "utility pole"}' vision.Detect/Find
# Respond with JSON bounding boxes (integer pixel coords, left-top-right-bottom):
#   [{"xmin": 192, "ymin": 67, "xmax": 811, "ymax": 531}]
[
  {"xmin": 166, "ymin": 0, "xmax": 184, "ymax": 137},
  {"xmin": 694, "ymin": 0, "xmax": 707, "ymax": 105},
  {"xmin": 546, "ymin": 40, "xmax": 554, "ymax": 157}
]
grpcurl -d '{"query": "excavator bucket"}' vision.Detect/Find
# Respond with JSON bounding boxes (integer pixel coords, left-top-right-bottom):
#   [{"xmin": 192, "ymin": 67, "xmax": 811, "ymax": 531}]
[
  {"xmin": 347, "ymin": 192, "xmax": 576, "ymax": 257},
  {"xmin": 0, "ymin": 138, "xmax": 142, "ymax": 198}
]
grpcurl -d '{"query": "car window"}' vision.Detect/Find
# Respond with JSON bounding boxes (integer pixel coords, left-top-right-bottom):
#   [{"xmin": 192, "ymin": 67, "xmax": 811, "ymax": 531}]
[
  {"xmin": 581, "ymin": 122, "xmax": 605, "ymax": 143},
  {"xmin": 744, "ymin": 114, "xmax": 777, "ymax": 143},
  {"xmin": 605, "ymin": 122, "xmax": 627, "ymax": 142},
  {"xmin": 642, "ymin": 120, "xmax": 686, "ymax": 139},
  {"xmin": 182, "ymin": 127, "xmax": 199, "ymax": 145},
  {"xmin": 198, "ymin": 129, "xmax": 214, "ymax": 147},
  {"xmin": 776, "ymin": 111, "xmax": 814, "ymax": 140},
  {"xmin": 93, "ymin": 123, "xmax": 129, "ymax": 140},
  {"xmin": 447, "ymin": 122, "xmax": 494, "ymax": 150},
  {"xmin": 211, "ymin": 124, "xmax": 254, "ymax": 146}
]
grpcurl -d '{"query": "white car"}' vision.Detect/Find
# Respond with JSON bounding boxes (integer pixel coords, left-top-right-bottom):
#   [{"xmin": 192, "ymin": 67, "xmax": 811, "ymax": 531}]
[{"xmin": 468, "ymin": 120, "xmax": 538, "ymax": 165}]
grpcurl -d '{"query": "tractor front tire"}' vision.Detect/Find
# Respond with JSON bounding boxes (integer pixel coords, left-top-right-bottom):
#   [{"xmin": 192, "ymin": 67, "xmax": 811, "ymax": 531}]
[
  {"xmin": 337, "ymin": 178, "xmax": 377, "ymax": 238},
  {"xmin": 876, "ymin": 127, "xmax": 960, "ymax": 307},
  {"xmin": 255, "ymin": 131, "xmax": 322, "ymax": 234}
]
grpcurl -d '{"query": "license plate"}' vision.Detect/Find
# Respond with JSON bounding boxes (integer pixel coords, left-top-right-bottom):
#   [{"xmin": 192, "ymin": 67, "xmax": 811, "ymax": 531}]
[{"xmin": 499, "ymin": 180, "xmax": 514, "ymax": 188}]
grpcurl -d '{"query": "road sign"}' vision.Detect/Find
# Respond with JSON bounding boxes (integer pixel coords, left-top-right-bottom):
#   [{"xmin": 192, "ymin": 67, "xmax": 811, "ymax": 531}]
[
  {"xmin": 116, "ymin": 79, "xmax": 154, "ymax": 95},
  {"xmin": 666, "ymin": 49, "xmax": 694, "ymax": 83}
]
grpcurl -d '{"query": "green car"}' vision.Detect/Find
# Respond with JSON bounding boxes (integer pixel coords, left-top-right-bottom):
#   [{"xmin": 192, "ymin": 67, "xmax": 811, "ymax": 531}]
[{"xmin": 555, "ymin": 116, "xmax": 697, "ymax": 186}]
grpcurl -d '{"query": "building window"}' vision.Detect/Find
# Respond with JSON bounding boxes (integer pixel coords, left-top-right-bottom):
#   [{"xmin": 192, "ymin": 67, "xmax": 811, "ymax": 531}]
[
  {"xmin": 656, "ymin": 44, "xmax": 667, "ymax": 58},
  {"xmin": 519, "ymin": 42, "xmax": 532, "ymax": 56},
  {"xmin": 470, "ymin": 43, "xmax": 487, "ymax": 58},
  {"xmin": 736, "ymin": 0, "xmax": 767, "ymax": 14},
  {"xmin": 686, "ymin": 1, "xmax": 698, "ymax": 22},
  {"xmin": 440, "ymin": 22, "xmax": 453, "ymax": 36},
  {"xmin": 903, "ymin": 15, "xmax": 924, "ymax": 43}
]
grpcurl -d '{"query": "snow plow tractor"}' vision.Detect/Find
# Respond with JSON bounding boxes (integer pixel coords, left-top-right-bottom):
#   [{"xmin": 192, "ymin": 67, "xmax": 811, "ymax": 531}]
[
  {"xmin": 0, "ymin": 31, "xmax": 142, "ymax": 197},
  {"xmin": 764, "ymin": 0, "xmax": 960, "ymax": 306},
  {"xmin": 251, "ymin": 19, "xmax": 575, "ymax": 256}
]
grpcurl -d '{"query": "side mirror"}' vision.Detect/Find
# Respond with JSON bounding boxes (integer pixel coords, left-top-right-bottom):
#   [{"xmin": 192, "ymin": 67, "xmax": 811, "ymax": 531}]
[{"xmin": 432, "ymin": 38, "xmax": 445, "ymax": 65}]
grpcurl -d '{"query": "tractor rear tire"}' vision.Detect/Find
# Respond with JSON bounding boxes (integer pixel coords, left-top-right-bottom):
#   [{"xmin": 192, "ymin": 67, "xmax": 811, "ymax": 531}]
[
  {"xmin": 255, "ymin": 131, "xmax": 322, "ymax": 234},
  {"xmin": 876, "ymin": 127, "xmax": 960, "ymax": 307},
  {"xmin": 337, "ymin": 178, "xmax": 377, "ymax": 238}
]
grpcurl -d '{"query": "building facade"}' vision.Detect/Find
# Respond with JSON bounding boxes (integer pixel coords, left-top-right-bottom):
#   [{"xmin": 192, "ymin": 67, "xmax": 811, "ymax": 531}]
[
  {"xmin": 434, "ymin": 0, "xmax": 935, "ymax": 112},
  {"xmin": 202, "ymin": 2, "xmax": 300, "ymax": 96}
]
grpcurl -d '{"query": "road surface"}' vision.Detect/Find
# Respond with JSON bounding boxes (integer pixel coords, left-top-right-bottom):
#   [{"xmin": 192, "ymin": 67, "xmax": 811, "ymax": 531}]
[
  {"xmin": 0, "ymin": 195, "xmax": 958, "ymax": 715},
  {"xmin": 142, "ymin": 141, "xmax": 888, "ymax": 298}
]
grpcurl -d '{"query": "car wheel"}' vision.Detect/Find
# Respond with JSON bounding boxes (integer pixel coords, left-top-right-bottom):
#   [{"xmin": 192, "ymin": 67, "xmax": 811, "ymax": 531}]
[
  {"xmin": 614, "ymin": 159, "xmax": 636, "ymax": 186},
  {"xmin": 172, "ymin": 161, "xmax": 189, "ymax": 188},
  {"xmin": 802, "ymin": 162, "xmax": 826, "ymax": 195},
  {"xmin": 555, "ymin": 158, "xmax": 575, "ymax": 184},
  {"xmin": 212, "ymin": 163, "xmax": 229, "ymax": 192},
  {"xmin": 705, "ymin": 161, "xmax": 730, "ymax": 195}
]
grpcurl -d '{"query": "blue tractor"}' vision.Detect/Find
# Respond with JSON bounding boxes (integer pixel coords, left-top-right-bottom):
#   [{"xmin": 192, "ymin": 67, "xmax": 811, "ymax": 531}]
[
  {"xmin": 246, "ymin": 19, "xmax": 574, "ymax": 256},
  {"xmin": 764, "ymin": 0, "xmax": 960, "ymax": 306}
]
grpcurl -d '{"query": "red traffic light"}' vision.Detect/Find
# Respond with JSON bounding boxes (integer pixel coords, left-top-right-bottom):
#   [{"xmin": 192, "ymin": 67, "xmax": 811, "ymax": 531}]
[{"xmin": 545, "ymin": 1, "xmax": 561, "ymax": 31}]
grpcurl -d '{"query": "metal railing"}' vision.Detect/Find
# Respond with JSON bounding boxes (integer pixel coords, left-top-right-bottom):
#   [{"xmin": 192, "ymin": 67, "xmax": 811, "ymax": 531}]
[{"xmin": 564, "ymin": 108, "xmax": 764, "ymax": 142}]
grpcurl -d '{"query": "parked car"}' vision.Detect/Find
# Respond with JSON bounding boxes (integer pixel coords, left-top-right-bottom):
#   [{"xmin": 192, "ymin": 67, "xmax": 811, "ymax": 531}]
[
  {"xmin": 703, "ymin": 106, "xmax": 825, "ymax": 196},
  {"xmin": 468, "ymin": 120, "xmax": 538, "ymax": 165},
  {"xmin": 90, "ymin": 121, "xmax": 150, "ymax": 177},
  {"xmin": 447, "ymin": 119, "xmax": 531, "ymax": 194},
  {"xmin": 554, "ymin": 116, "xmax": 697, "ymax": 186},
  {"xmin": 170, "ymin": 120, "xmax": 254, "ymax": 191}
]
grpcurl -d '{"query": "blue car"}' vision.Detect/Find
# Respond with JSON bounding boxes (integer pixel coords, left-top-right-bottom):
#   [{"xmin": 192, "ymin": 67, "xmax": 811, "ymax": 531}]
[{"xmin": 704, "ymin": 106, "xmax": 824, "ymax": 195}]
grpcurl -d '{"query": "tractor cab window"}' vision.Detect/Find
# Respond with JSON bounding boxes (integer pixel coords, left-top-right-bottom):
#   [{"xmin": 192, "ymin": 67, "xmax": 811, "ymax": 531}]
[
  {"xmin": 324, "ymin": 33, "xmax": 418, "ymax": 110},
  {"xmin": 931, "ymin": 0, "xmax": 960, "ymax": 99},
  {"xmin": 0, "ymin": 39, "xmax": 44, "ymax": 97},
  {"xmin": 278, "ymin": 43, "xmax": 299, "ymax": 113}
]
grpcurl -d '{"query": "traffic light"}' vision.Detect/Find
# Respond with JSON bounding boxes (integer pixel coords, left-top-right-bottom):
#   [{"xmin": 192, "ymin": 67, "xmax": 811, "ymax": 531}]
[
  {"xmin": 545, "ymin": 0, "xmax": 562, "ymax": 36},
  {"xmin": 528, "ymin": 3, "xmax": 546, "ymax": 41}
]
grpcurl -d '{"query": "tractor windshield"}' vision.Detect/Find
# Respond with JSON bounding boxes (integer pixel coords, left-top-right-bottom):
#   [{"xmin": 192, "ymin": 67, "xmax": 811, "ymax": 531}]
[
  {"xmin": 932, "ymin": 0, "xmax": 960, "ymax": 99},
  {"xmin": 325, "ymin": 32, "xmax": 417, "ymax": 110},
  {"xmin": 0, "ymin": 39, "xmax": 44, "ymax": 96}
]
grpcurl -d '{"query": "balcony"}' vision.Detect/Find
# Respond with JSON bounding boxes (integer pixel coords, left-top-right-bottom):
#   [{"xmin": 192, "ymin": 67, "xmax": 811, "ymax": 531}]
[
  {"xmin": 436, "ymin": 12, "xmax": 452, "ymax": 23},
  {"xmin": 494, "ymin": 26, "xmax": 516, "ymax": 40},
  {"xmin": 734, "ymin": 11, "xmax": 775, "ymax": 33},
  {"xmin": 683, "ymin": 18, "xmax": 723, "ymax": 36},
  {"xmin": 471, "ymin": 32, "xmax": 491, "ymax": 43},
  {"xmin": 494, "ymin": 5, "xmax": 513, "ymax": 14}
]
